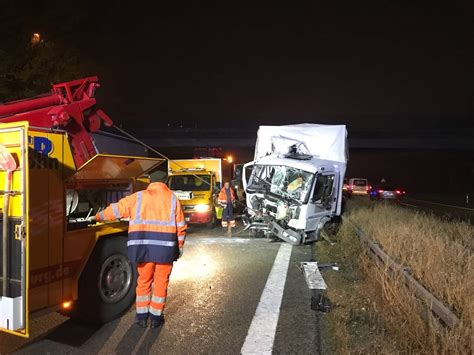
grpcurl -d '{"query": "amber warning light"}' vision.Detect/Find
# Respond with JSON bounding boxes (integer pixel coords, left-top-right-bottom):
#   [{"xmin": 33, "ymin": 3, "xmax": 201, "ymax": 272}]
[{"xmin": 62, "ymin": 301, "xmax": 72, "ymax": 310}]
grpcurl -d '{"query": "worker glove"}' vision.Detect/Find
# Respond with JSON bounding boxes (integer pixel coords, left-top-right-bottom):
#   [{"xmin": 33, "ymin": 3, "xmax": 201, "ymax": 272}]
[
  {"xmin": 94, "ymin": 213, "xmax": 101, "ymax": 221},
  {"xmin": 178, "ymin": 248, "xmax": 184, "ymax": 259}
]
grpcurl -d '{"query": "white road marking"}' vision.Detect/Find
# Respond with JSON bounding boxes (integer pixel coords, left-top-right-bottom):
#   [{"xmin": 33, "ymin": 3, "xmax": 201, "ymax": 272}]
[
  {"xmin": 241, "ymin": 243, "xmax": 293, "ymax": 355},
  {"xmin": 185, "ymin": 237, "xmax": 262, "ymax": 245}
]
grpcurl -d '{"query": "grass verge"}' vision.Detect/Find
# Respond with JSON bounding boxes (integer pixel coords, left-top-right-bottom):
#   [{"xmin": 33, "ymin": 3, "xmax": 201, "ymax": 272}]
[{"xmin": 316, "ymin": 198, "xmax": 472, "ymax": 354}]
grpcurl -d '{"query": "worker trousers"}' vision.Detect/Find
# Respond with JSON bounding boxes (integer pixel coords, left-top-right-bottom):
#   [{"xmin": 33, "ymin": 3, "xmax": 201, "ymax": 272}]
[
  {"xmin": 222, "ymin": 203, "xmax": 233, "ymax": 221},
  {"xmin": 135, "ymin": 262, "xmax": 173, "ymax": 320}
]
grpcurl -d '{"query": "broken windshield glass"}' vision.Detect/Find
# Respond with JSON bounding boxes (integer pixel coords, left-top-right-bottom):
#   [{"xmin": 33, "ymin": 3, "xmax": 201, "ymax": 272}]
[{"xmin": 250, "ymin": 165, "xmax": 314, "ymax": 203}]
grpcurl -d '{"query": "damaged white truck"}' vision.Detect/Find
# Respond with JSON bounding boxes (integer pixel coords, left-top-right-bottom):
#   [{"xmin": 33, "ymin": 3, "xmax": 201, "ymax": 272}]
[{"xmin": 242, "ymin": 124, "xmax": 348, "ymax": 245}]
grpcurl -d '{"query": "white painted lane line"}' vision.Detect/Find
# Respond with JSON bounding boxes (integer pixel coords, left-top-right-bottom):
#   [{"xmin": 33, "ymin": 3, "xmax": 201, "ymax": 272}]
[
  {"xmin": 241, "ymin": 243, "xmax": 293, "ymax": 355},
  {"xmin": 185, "ymin": 237, "xmax": 258, "ymax": 245}
]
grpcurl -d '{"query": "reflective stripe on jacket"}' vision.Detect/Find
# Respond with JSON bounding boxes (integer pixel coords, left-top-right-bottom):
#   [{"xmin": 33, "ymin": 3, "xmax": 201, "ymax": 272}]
[
  {"xmin": 97, "ymin": 182, "xmax": 187, "ymax": 263},
  {"xmin": 218, "ymin": 187, "xmax": 235, "ymax": 204}
]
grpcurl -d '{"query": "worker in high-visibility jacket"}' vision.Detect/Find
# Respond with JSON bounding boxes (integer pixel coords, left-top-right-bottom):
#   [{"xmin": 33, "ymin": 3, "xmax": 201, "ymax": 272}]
[
  {"xmin": 95, "ymin": 172, "xmax": 187, "ymax": 329},
  {"xmin": 218, "ymin": 182, "xmax": 236, "ymax": 229}
]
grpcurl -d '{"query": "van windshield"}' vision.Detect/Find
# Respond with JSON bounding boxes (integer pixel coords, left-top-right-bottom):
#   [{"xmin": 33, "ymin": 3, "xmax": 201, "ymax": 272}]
[
  {"xmin": 169, "ymin": 175, "xmax": 211, "ymax": 191},
  {"xmin": 353, "ymin": 179, "xmax": 367, "ymax": 186}
]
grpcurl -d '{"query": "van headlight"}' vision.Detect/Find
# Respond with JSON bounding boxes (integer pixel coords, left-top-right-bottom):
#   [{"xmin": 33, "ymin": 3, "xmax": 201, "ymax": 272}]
[{"xmin": 195, "ymin": 204, "xmax": 211, "ymax": 213}]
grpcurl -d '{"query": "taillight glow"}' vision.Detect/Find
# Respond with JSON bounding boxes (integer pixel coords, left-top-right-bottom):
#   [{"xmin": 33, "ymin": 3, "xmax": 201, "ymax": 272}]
[
  {"xmin": 378, "ymin": 189, "xmax": 384, "ymax": 193},
  {"xmin": 62, "ymin": 301, "xmax": 72, "ymax": 310},
  {"xmin": 395, "ymin": 190, "xmax": 401, "ymax": 195}
]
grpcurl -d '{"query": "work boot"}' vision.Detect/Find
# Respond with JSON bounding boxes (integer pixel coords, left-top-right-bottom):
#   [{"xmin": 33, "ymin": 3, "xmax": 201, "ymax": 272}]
[
  {"xmin": 150, "ymin": 316, "xmax": 164, "ymax": 329},
  {"xmin": 135, "ymin": 318, "xmax": 148, "ymax": 328}
]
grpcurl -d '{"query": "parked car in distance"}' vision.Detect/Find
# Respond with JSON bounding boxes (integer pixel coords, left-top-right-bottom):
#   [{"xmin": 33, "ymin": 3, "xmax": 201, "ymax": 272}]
[
  {"xmin": 369, "ymin": 186, "xmax": 406, "ymax": 201},
  {"xmin": 347, "ymin": 178, "xmax": 370, "ymax": 195}
]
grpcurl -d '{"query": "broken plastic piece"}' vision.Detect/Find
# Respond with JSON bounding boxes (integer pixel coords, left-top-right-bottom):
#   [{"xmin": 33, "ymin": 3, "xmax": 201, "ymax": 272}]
[{"xmin": 311, "ymin": 291, "xmax": 332, "ymax": 312}]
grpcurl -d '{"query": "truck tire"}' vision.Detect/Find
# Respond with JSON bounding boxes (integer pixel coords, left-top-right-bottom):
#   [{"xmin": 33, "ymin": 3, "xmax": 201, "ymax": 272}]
[
  {"xmin": 250, "ymin": 229, "xmax": 265, "ymax": 238},
  {"xmin": 323, "ymin": 216, "xmax": 342, "ymax": 237},
  {"xmin": 73, "ymin": 235, "xmax": 137, "ymax": 324}
]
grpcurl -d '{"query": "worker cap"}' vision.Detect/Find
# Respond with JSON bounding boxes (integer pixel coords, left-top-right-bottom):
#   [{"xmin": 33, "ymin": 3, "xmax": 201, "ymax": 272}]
[{"xmin": 150, "ymin": 170, "xmax": 168, "ymax": 183}]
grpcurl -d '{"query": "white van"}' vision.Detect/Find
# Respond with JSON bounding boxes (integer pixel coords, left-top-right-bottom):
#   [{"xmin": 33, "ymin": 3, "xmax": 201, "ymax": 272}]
[{"xmin": 348, "ymin": 178, "xmax": 369, "ymax": 195}]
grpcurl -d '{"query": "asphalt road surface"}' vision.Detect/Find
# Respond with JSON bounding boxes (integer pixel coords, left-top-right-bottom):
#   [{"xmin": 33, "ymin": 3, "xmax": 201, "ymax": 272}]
[{"xmin": 2, "ymin": 225, "xmax": 320, "ymax": 354}]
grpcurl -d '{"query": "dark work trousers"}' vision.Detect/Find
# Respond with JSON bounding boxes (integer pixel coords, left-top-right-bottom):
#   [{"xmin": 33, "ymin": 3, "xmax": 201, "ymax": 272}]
[{"xmin": 222, "ymin": 203, "xmax": 234, "ymax": 221}]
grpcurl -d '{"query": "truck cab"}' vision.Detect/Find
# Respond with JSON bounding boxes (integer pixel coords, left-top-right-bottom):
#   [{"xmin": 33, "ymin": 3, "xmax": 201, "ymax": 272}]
[{"xmin": 243, "ymin": 124, "xmax": 348, "ymax": 245}]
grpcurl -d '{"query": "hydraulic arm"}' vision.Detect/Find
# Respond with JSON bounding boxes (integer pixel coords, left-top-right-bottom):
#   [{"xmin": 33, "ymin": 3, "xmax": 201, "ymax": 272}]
[{"xmin": 0, "ymin": 77, "xmax": 113, "ymax": 168}]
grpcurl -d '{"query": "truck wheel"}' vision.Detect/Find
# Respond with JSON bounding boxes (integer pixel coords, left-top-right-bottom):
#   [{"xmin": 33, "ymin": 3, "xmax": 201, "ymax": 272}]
[
  {"xmin": 323, "ymin": 217, "xmax": 342, "ymax": 237},
  {"xmin": 207, "ymin": 211, "xmax": 217, "ymax": 229},
  {"xmin": 250, "ymin": 229, "xmax": 265, "ymax": 238},
  {"xmin": 73, "ymin": 236, "xmax": 137, "ymax": 324}
]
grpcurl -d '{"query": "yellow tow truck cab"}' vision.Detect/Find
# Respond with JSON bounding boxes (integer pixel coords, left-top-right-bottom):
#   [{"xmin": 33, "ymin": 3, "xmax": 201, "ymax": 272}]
[
  {"xmin": 167, "ymin": 159, "xmax": 222, "ymax": 227},
  {"xmin": 0, "ymin": 122, "xmax": 164, "ymax": 337}
]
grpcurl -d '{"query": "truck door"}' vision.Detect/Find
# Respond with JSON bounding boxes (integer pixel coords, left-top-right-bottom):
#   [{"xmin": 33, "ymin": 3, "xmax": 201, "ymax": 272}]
[
  {"xmin": 0, "ymin": 122, "xmax": 29, "ymax": 337},
  {"xmin": 306, "ymin": 172, "xmax": 338, "ymax": 232}
]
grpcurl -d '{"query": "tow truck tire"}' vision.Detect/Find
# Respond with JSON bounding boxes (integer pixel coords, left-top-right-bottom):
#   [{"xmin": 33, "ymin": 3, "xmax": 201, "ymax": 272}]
[{"xmin": 73, "ymin": 235, "xmax": 137, "ymax": 324}]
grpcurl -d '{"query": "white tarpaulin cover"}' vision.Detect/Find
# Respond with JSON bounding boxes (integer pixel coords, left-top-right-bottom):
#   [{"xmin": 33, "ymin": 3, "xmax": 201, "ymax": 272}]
[{"xmin": 254, "ymin": 124, "xmax": 348, "ymax": 164}]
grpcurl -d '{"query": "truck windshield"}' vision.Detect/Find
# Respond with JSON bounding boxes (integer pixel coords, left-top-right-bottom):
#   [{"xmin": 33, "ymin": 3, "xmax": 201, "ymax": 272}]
[
  {"xmin": 251, "ymin": 165, "xmax": 314, "ymax": 203},
  {"xmin": 169, "ymin": 175, "xmax": 211, "ymax": 191}
]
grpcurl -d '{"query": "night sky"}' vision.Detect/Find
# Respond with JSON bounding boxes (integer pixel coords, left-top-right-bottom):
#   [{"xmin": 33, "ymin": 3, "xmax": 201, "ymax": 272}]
[
  {"xmin": 4, "ymin": 1, "xmax": 472, "ymax": 131},
  {"xmin": 1, "ymin": 1, "xmax": 473, "ymax": 194}
]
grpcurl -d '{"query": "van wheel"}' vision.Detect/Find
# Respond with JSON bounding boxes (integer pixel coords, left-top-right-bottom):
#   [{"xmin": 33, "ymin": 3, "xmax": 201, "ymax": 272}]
[
  {"xmin": 73, "ymin": 236, "xmax": 137, "ymax": 323},
  {"xmin": 207, "ymin": 211, "xmax": 217, "ymax": 229}
]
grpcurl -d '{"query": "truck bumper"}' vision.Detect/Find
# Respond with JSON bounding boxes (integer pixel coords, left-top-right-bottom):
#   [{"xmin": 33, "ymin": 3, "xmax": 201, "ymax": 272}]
[{"xmin": 184, "ymin": 212, "xmax": 212, "ymax": 224}]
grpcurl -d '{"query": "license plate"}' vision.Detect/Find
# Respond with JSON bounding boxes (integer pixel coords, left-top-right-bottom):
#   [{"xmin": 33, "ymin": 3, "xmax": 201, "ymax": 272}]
[
  {"xmin": 175, "ymin": 191, "xmax": 193, "ymax": 200},
  {"xmin": 185, "ymin": 217, "xmax": 190, "ymax": 222}
]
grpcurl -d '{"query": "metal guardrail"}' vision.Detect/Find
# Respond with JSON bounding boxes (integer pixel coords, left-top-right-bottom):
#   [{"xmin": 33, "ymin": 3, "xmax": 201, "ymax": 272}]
[{"xmin": 344, "ymin": 217, "xmax": 461, "ymax": 329}]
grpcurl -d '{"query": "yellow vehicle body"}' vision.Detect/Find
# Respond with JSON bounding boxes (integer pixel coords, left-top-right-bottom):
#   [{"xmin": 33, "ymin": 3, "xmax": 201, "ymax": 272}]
[
  {"xmin": 0, "ymin": 122, "xmax": 164, "ymax": 337},
  {"xmin": 168, "ymin": 159, "xmax": 222, "ymax": 226}
]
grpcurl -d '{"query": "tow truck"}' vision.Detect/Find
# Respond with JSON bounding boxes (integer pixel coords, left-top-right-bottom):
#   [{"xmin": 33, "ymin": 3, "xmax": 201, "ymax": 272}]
[{"xmin": 0, "ymin": 77, "xmax": 164, "ymax": 337}]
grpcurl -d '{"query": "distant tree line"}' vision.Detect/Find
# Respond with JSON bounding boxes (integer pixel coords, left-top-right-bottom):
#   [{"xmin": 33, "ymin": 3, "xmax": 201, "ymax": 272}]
[{"xmin": 0, "ymin": 1, "xmax": 93, "ymax": 101}]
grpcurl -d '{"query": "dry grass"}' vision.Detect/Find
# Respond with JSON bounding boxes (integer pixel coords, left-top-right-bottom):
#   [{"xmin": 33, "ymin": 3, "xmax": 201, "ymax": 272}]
[
  {"xmin": 315, "ymin": 212, "xmax": 401, "ymax": 354},
  {"xmin": 342, "ymin": 199, "xmax": 473, "ymax": 354}
]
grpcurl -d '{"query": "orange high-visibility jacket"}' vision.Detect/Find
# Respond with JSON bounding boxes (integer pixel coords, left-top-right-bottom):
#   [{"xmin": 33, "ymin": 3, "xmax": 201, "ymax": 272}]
[
  {"xmin": 218, "ymin": 187, "xmax": 235, "ymax": 204},
  {"xmin": 96, "ymin": 182, "xmax": 187, "ymax": 263}
]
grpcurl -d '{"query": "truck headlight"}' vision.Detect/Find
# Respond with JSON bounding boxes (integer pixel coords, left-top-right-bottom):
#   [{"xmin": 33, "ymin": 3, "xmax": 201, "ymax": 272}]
[{"xmin": 195, "ymin": 204, "xmax": 211, "ymax": 213}]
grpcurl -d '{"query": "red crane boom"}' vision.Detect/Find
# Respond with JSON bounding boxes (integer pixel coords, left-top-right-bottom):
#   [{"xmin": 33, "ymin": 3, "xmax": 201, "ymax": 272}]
[{"xmin": 0, "ymin": 77, "xmax": 114, "ymax": 168}]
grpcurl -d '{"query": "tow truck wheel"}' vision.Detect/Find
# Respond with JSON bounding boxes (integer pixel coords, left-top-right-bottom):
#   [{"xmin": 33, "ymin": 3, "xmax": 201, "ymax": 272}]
[{"xmin": 73, "ymin": 236, "xmax": 137, "ymax": 324}]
